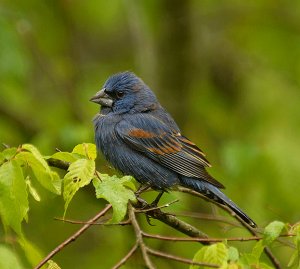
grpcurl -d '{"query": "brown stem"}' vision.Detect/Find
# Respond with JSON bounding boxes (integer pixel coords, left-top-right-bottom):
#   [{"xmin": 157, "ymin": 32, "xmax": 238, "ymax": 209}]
[
  {"xmin": 134, "ymin": 199, "xmax": 179, "ymax": 213},
  {"xmin": 34, "ymin": 204, "xmax": 112, "ymax": 269},
  {"xmin": 142, "ymin": 232, "xmax": 293, "ymax": 243},
  {"xmin": 111, "ymin": 243, "xmax": 138, "ymax": 269},
  {"xmin": 177, "ymin": 186, "xmax": 282, "ymax": 269},
  {"xmin": 54, "ymin": 217, "xmax": 131, "ymax": 226},
  {"xmin": 146, "ymin": 247, "xmax": 219, "ymax": 268},
  {"xmin": 128, "ymin": 203, "xmax": 155, "ymax": 269}
]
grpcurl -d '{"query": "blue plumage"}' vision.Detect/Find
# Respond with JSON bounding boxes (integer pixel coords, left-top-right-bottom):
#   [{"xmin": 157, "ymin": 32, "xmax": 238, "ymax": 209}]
[{"xmin": 91, "ymin": 71, "xmax": 256, "ymax": 227}]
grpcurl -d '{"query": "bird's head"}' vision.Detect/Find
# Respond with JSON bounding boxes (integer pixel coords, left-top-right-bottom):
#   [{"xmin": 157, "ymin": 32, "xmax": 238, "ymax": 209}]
[{"xmin": 90, "ymin": 71, "xmax": 159, "ymax": 114}]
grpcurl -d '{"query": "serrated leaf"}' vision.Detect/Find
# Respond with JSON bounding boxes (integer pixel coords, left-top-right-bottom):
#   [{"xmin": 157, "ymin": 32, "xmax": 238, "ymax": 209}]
[
  {"xmin": 63, "ymin": 159, "xmax": 95, "ymax": 215},
  {"xmin": 228, "ymin": 246, "xmax": 239, "ymax": 262},
  {"xmin": 0, "ymin": 160, "xmax": 28, "ymax": 235},
  {"xmin": 263, "ymin": 221, "xmax": 285, "ymax": 245},
  {"xmin": 50, "ymin": 152, "xmax": 79, "ymax": 163},
  {"xmin": 72, "ymin": 143, "xmax": 97, "ymax": 160},
  {"xmin": 240, "ymin": 253, "xmax": 259, "ymax": 266},
  {"xmin": 47, "ymin": 260, "xmax": 61, "ymax": 269},
  {"xmin": 18, "ymin": 237, "xmax": 43, "ymax": 267},
  {"xmin": 25, "ymin": 178, "xmax": 41, "ymax": 202},
  {"xmin": 191, "ymin": 243, "xmax": 228, "ymax": 269},
  {"xmin": 21, "ymin": 144, "xmax": 48, "ymax": 168},
  {"xmin": 93, "ymin": 174, "xmax": 136, "ymax": 223},
  {"xmin": 2, "ymin": 147, "xmax": 18, "ymax": 160},
  {"xmin": 251, "ymin": 240, "xmax": 264, "ymax": 260},
  {"xmin": 16, "ymin": 152, "xmax": 61, "ymax": 194},
  {"xmin": 0, "ymin": 244, "xmax": 25, "ymax": 269}
]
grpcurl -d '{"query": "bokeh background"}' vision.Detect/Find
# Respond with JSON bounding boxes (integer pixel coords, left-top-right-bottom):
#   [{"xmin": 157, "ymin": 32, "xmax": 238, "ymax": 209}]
[{"xmin": 1, "ymin": 0, "xmax": 300, "ymax": 268}]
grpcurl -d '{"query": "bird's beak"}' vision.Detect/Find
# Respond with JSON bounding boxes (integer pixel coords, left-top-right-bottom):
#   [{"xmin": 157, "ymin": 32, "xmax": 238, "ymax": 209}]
[{"xmin": 89, "ymin": 88, "xmax": 113, "ymax": 107}]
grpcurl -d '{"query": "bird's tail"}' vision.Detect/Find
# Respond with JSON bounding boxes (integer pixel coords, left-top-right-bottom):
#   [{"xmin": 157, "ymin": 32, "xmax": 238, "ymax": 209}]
[{"xmin": 180, "ymin": 177, "xmax": 256, "ymax": 228}]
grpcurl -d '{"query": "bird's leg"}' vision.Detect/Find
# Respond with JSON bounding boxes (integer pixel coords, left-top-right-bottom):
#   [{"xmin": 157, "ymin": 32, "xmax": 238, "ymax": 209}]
[
  {"xmin": 135, "ymin": 184, "xmax": 151, "ymax": 207},
  {"xmin": 135, "ymin": 184, "xmax": 150, "ymax": 197},
  {"xmin": 144, "ymin": 191, "xmax": 165, "ymax": 226},
  {"xmin": 150, "ymin": 191, "xmax": 164, "ymax": 207}
]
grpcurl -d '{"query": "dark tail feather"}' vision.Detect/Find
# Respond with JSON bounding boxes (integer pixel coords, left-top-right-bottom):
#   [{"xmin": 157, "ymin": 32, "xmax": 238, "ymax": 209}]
[{"xmin": 180, "ymin": 177, "xmax": 256, "ymax": 228}]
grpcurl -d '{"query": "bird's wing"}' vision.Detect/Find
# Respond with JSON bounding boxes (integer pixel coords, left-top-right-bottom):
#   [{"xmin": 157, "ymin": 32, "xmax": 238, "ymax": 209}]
[{"xmin": 116, "ymin": 114, "xmax": 224, "ymax": 188}]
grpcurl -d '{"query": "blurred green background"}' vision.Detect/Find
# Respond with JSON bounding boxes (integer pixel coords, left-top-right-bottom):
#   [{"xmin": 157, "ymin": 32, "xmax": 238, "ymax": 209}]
[{"xmin": 1, "ymin": 0, "xmax": 299, "ymax": 268}]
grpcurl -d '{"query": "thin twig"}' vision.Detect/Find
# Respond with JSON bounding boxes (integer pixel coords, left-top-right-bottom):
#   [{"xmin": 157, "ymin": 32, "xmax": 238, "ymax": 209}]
[
  {"xmin": 54, "ymin": 217, "xmax": 131, "ymax": 226},
  {"xmin": 146, "ymin": 247, "xmax": 219, "ymax": 268},
  {"xmin": 142, "ymin": 232, "xmax": 294, "ymax": 243},
  {"xmin": 177, "ymin": 186, "xmax": 282, "ymax": 269},
  {"xmin": 34, "ymin": 204, "xmax": 112, "ymax": 269},
  {"xmin": 128, "ymin": 203, "xmax": 155, "ymax": 269},
  {"xmin": 135, "ymin": 199, "xmax": 179, "ymax": 213},
  {"xmin": 111, "ymin": 243, "xmax": 139, "ymax": 269},
  {"xmin": 176, "ymin": 211, "xmax": 241, "ymax": 227}
]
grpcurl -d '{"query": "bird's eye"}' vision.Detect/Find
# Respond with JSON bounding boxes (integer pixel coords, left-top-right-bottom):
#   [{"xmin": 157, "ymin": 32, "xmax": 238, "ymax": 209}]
[{"xmin": 116, "ymin": 91, "xmax": 124, "ymax": 99}]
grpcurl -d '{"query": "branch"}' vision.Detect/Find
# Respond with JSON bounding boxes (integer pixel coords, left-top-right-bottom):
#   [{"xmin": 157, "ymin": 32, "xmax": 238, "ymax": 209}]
[
  {"xmin": 111, "ymin": 243, "xmax": 138, "ymax": 269},
  {"xmin": 54, "ymin": 217, "xmax": 131, "ymax": 226},
  {"xmin": 47, "ymin": 158, "xmax": 70, "ymax": 170},
  {"xmin": 34, "ymin": 204, "xmax": 112, "ymax": 269},
  {"xmin": 177, "ymin": 186, "xmax": 282, "ymax": 269},
  {"xmin": 135, "ymin": 199, "xmax": 209, "ymax": 242},
  {"xmin": 47, "ymin": 158, "xmax": 282, "ymax": 268},
  {"xmin": 128, "ymin": 203, "xmax": 155, "ymax": 269},
  {"xmin": 142, "ymin": 232, "xmax": 294, "ymax": 243},
  {"xmin": 146, "ymin": 247, "xmax": 219, "ymax": 268}
]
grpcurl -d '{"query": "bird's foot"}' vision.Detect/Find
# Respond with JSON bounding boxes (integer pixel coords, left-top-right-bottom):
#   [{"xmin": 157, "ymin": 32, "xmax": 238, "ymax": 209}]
[{"xmin": 149, "ymin": 191, "xmax": 164, "ymax": 208}]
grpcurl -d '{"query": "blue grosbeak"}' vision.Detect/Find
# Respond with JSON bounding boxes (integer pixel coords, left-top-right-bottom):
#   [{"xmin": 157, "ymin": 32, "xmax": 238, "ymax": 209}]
[{"xmin": 90, "ymin": 71, "xmax": 256, "ymax": 227}]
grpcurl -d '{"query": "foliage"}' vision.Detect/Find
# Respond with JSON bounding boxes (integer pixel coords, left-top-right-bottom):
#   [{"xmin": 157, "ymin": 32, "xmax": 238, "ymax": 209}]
[{"xmin": 0, "ymin": 143, "xmax": 136, "ymax": 268}]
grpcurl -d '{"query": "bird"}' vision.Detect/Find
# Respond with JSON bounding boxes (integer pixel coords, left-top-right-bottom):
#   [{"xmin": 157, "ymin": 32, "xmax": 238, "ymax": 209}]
[{"xmin": 90, "ymin": 71, "xmax": 256, "ymax": 228}]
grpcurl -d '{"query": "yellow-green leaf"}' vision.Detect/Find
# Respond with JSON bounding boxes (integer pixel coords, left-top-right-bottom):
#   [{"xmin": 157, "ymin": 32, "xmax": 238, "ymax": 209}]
[
  {"xmin": 50, "ymin": 152, "xmax": 79, "ymax": 163},
  {"xmin": 63, "ymin": 159, "xmax": 95, "ymax": 215},
  {"xmin": 72, "ymin": 143, "xmax": 97, "ymax": 160},
  {"xmin": 0, "ymin": 160, "xmax": 28, "ymax": 235},
  {"xmin": 25, "ymin": 178, "xmax": 41, "ymax": 202},
  {"xmin": 47, "ymin": 260, "xmax": 61, "ymax": 269},
  {"xmin": 2, "ymin": 147, "xmax": 18, "ymax": 160},
  {"xmin": 93, "ymin": 174, "xmax": 136, "ymax": 223},
  {"xmin": 191, "ymin": 243, "xmax": 228, "ymax": 269},
  {"xmin": 263, "ymin": 221, "xmax": 285, "ymax": 245},
  {"xmin": 16, "ymin": 152, "xmax": 61, "ymax": 194}
]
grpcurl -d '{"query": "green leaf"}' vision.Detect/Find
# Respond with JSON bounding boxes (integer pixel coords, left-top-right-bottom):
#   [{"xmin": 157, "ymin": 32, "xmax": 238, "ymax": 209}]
[
  {"xmin": 93, "ymin": 174, "xmax": 136, "ymax": 223},
  {"xmin": 18, "ymin": 237, "xmax": 43, "ymax": 267},
  {"xmin": 190, "ymin": 243, "xmax": 228, "ymax": 269},
  {"xmin": 47, "ymin": 260, "xmax": 61, "ymax": 269},
  {"xmin": 16, "ymin": 151, "xmax": 61, "ymax": 194},
  {"xmin": 251, "ymin": 240, "xmax": 264, "ymax": 261},
  {"xmin": 25, "ymin": 178, "xmax": 41, "ymax": 202},
  {"xmin": 0, "ymin": 160, "xmax": 28, "ymax": 235},
  {"xmin": 72, "ymin": 143, "xmax": 97, "ymax": 160},
  {"xmin": 228, "ymin": 246, "xmax": 239, "ymax": 262},
  {"xmin": 0, "ymin": 244, "xmax": 25, "ymax": 269},
  {"xmin": 250, "ymin": 221, "xmax": 285, "ymax": 261},
  {"xmin": 2, "ymin": 147, "xmax": 18, "ymax": 160},
  {"xmin": 263, "ymin": 221, "xmax": 285, "ymax": 245},
  {"xmin": 21, "ymin": 144, "xmax": 48, "ymax": 168},
  {"xmin": 63, "ymin": 159, "xmax": 95, "ymax": 215},
  {"xmin": 50, "ymin": 152, "xmax": 79, "ymax": 163}
]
